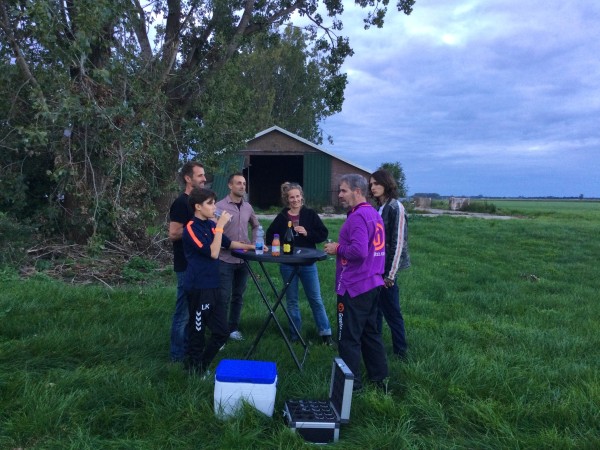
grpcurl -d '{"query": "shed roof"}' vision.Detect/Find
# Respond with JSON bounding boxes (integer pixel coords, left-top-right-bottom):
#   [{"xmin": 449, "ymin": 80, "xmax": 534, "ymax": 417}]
[{"xmin": 251, "ymin": 126, "xmax": 374, "ymax": 174}]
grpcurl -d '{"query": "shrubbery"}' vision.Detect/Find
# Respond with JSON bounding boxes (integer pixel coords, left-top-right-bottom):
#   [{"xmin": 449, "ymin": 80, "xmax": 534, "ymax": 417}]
[
  {"xmin": 122, "ymin": 256, "xmax": 160, "ymax": 283},
  {"xmin": 0, "ymin": 212, "xmax": 35, "ymax": 268},
  {"xmin": 463, "ymin": 201, "xmax": 497, "ymax": 214},
  {"xmin": 431, "ymin": 199, "xmax": 447, "ymax": 209}
]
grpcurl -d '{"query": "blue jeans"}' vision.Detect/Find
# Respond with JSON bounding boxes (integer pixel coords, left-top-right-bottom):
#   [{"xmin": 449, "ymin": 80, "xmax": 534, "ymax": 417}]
[
  {"xmin": 280, "ymin": 263, "xmax": 332, "ymax": 340},
  {"xmin": 170, "ymin": 271, "xmax": 189, "ymax": 361},
  {"xmin": 376, "ymin": 282, "xmax": 407, "ymax": 356},
  {"xmin": 219, "ymin": 260, "xmax": 249, "ymax": 332}
]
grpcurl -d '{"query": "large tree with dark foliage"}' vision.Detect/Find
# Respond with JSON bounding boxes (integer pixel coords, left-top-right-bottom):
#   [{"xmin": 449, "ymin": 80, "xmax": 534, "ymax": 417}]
[{"xmin": 0, "ymin": 0, "xmax": 415, "ymax": 243}]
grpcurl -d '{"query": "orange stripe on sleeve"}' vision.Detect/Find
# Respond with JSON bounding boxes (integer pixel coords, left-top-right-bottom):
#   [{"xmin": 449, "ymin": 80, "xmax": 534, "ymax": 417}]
[{"xmin": 186, "ymin": 221, "xmax": 203, "ymax": 248}]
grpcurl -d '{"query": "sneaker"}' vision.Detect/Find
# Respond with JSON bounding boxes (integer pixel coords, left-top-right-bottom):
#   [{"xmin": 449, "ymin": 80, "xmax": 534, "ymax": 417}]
[
  {"xmin": 229, "ymin": 330, "xmax": 244, "ymax": 341},
  {"xmin": 322, "ymin": 335, "xmax": 334, "ymax": 346}
]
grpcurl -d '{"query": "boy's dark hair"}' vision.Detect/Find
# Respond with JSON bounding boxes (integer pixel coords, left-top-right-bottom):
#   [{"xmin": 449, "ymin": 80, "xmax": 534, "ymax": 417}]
[
  {"xmin": 180, "ymin": 161, "xmax": 204, "ymax": 183},
  {"xmin": 227, "ymin": 172, "xmax": 244, "ymax": 183},
  {"xmin": 369, "ymin": 169, "xmax": 398, "ymax": 200},
  {"xmin": 188, "ymin": 187, "xmax": 217, "ymax": 210}
]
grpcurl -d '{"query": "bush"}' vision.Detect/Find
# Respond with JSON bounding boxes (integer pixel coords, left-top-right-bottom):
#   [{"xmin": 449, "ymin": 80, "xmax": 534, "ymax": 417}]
[
  {"xmin": 0, "ymin": 212, "xmax": 36, "ymax": 267},
  {"xmin": 463, "ymin": 201, "xmax": 497, "ymax": 214},
  {"xmin": 431, "ymin": 199, "xmax": 447, "ymax": 209},
  {"xmin": 122, "ymin": 256, "xmax": 160, "ymax": 283}
]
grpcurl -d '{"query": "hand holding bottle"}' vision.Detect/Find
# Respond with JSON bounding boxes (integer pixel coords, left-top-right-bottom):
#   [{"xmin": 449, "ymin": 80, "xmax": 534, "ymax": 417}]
[
  {"xmin": 324, "ymin": 239, "xmax": 338, "ymax": 255},
  {"xmin": 215, "ymin": 209, "xmax": 231, "ymax": 228}
]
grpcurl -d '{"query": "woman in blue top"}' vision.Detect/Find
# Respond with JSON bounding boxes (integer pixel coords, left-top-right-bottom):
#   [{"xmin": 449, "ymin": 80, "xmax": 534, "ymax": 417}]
[
  {"xmin": 182, "ymin": 187, "xmax": 256, "ymax": 375},
  {"xmin": 266, "ymin": 182, "xmax": 333, "ymax": 345}
]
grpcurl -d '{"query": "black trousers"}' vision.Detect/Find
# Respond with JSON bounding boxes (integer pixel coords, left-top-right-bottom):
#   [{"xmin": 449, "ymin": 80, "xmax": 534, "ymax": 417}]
[
  {"xmin": 186, "ymin": 288, "xmax": 229, "ymax": 371},
  {"xmin": 337, "ymin": 288, "xmax": 388, "ymax": 389}
]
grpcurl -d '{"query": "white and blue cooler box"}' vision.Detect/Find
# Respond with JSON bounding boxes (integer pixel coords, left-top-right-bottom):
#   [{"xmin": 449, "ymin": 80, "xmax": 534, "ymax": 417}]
[
  {"xmin": 214, "ymin": 359, "xmax": 277, "ymax": 419},
  {"xmin": 283, "ymin": 357, "xmax": 354, "ymax": 444}
]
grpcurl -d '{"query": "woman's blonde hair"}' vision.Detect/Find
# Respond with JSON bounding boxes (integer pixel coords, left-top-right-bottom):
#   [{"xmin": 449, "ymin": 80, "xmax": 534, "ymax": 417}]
[{"xmin": 280, "ymin": 181, "xmax": 304, "ymax": 207}]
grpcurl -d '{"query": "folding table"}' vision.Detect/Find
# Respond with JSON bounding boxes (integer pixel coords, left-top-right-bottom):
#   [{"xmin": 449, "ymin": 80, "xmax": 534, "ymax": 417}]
[{"xmin": 233, "ymin": 247, "xmax": 327, "ymax": 371}]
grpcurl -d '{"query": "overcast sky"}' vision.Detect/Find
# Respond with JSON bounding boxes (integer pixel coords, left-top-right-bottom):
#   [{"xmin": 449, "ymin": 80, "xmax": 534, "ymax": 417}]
[{"xmin": 313, "ymin": 0, "xmax": 600, "ymax": 197}]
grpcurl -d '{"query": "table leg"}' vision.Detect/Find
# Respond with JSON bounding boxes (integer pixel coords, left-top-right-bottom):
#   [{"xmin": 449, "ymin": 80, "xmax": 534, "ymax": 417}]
[{"xmin": 243, "ymin": 261, "xmax": 309, "ymax": 370}]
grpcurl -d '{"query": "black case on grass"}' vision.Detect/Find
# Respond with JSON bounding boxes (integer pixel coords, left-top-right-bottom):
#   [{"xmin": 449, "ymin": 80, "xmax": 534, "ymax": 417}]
[{"xmin": 283, "ymin": 357, "xmax": 354, "ymax": 444}]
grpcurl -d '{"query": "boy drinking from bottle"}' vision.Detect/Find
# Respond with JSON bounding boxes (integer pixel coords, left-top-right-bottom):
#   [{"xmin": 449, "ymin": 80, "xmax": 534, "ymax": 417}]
[{"xmin": 182, "ymin": 187, "xmax": 256, "ymax": 376}]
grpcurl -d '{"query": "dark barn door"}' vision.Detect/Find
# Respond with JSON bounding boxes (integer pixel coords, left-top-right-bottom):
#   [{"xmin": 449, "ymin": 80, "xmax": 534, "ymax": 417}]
[{"xmin": 247, "ymin": 155, "xmax": 303, "ymax": 209}]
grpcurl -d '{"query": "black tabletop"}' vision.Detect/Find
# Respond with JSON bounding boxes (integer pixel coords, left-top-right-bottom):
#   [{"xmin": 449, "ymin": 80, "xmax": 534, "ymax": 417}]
[{"xmin": 232, "ymin": 247, "xmax": 327, "ymax": 265}]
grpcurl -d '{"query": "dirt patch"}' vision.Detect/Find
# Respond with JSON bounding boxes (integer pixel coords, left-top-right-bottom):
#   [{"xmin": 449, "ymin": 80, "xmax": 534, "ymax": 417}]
[
  {"xmin": 413, "ymin": 208, "xmax": 517, "ymax": 220},
  {"xmin": 259, "ymin": 209, "xmax": 517, "ymax": 221}
]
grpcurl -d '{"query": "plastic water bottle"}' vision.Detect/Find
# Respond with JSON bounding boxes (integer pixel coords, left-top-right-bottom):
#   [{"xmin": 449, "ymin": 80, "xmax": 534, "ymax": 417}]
[{"xmin": 255, "ymin": 226, "xmax": 265, "ymax": 255}]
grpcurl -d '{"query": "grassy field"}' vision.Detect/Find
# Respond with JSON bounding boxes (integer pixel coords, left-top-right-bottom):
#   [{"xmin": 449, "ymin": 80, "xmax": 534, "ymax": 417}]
[
  {"xmin": 493, "ymin": 199, "xmax": 600, "ymax": 220},
  {"xmin": 1, "ymin": 201, "xmax": 599, "ymax": 449}
]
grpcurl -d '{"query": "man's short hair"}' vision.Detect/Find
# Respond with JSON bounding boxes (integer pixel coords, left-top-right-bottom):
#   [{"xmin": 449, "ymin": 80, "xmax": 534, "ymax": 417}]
[
  {"xmin": 188, "ymin": 187, "xmax": 216, "ymax": 210},
  {"xmin": 340, "ymin": 174, "xmax": 368, "ymax": 197},
  {"xmin": 227, "ymin": 172, "xmax": 245, "ymax": 184},
  {"xmin": 180, "ymin": 161, "xmax": 204, "ymax": 183}
]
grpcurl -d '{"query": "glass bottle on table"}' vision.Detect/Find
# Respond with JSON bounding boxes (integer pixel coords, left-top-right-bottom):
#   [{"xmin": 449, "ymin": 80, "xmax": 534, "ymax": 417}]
[
  {"xmin": 283, "ymin": 221, "xmax": 295, "ymax": 255},
  {"xmin": 271, "ymin": 233, "xmax": 280, "ymax": 256}
]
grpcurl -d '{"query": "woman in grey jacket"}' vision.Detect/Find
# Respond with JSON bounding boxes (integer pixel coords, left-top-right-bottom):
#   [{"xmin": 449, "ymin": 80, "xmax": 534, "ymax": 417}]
[{"xmin": 369, "ymin": 169, "xmax": 411, "ymax": 359}]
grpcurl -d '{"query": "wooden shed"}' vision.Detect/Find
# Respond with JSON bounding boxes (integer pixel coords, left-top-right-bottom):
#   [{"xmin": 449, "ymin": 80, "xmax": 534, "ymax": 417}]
[{"xmin": 213, "ymin": 126, "xmax": 372, "ymax": 209}]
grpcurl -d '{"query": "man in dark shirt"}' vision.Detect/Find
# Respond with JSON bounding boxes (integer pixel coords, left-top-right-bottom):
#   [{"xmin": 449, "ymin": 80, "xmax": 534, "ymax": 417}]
[{"xmin": 168, "ymin": 161, "xmax": 206, "ymax": 362}]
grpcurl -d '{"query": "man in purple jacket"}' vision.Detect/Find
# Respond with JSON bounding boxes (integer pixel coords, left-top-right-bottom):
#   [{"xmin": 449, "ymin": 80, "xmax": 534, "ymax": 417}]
[{"xmin": 325, "ymin": 174, "xmax": 388, "ymax": 391}]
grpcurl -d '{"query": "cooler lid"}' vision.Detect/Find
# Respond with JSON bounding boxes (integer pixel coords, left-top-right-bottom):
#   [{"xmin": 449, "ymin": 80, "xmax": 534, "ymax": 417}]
[{"xmin": 216, "ymin": 359, "xmax": 277, "ymax": 384}]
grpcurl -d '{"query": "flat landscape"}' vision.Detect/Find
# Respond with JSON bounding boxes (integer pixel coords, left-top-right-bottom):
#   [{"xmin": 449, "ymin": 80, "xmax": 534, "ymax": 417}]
[{"xmin": 1, "ymin": 200, "xmax": 598, "ymax": 449}]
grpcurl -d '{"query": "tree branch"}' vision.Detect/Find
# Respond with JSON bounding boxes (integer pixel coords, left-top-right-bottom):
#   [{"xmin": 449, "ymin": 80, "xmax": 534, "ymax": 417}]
[
  {"xmin": 131, "ymin": 0, "xmax": 153, "ymax": 61},
  {"xmin": 159, "ymin": 0, "xmax": 182, "ymax": 78},
  {"xmin": 0, "ymin": 1, "xmax": 48, "ymax": 111}
]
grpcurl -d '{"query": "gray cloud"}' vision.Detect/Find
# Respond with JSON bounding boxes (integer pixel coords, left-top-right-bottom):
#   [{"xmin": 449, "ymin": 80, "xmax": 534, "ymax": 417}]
[{"xmin": 320, "ymin": 0, "xmax": 600, "ymax": 196}]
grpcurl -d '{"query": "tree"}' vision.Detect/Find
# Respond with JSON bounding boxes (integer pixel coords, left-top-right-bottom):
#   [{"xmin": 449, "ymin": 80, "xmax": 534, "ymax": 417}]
[
  {"xmin": 379, "ymin": 161, "xmax": 408, "ymax": 197},
  {"xmin": 200, "ymin": 24, "xmax": 346, "ymax": 153},
  {"xmin": 0, "ymin": 0, "xmax": 415, "ymax": 242}
]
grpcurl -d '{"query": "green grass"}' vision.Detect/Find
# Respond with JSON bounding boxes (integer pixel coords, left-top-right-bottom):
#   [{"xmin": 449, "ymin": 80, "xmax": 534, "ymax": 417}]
[
  {"xmin": 494, "ymin": 199, "xmax": 600, "ymax": 220},
  {"xmin": 1, "ymin": 201, "xmax": 599, "ymax": 448}
]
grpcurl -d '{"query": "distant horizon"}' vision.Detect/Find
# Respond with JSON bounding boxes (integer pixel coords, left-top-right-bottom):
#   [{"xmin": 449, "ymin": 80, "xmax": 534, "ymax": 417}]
[{"xmin": 406, "ymin": 194, "xmax": 599, "ymax": 200}]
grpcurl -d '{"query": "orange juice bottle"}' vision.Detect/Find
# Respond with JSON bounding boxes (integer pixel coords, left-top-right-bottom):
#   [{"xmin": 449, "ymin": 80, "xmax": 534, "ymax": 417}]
[{"xmin": 271, "ymin": 233, "xmax": 280, "ymax": 256}]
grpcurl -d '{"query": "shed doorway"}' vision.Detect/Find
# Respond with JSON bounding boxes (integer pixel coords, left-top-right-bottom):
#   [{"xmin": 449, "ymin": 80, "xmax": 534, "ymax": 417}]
[{"xmin": 246, "ymin": 155, "xmax": 303, "ymax": 209}]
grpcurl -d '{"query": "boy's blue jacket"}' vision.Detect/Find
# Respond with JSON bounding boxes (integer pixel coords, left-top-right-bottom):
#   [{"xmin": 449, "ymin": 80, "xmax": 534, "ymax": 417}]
[{"xmin": 182, "ymin": 216, "xmax": 231, "ymax": 290}]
